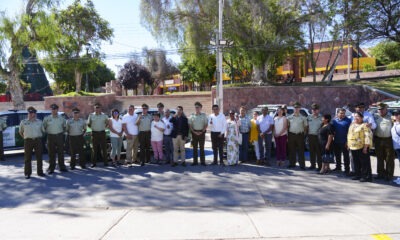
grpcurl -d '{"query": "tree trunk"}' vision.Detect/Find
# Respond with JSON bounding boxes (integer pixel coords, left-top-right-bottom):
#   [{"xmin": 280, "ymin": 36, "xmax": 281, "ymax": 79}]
[
  {"xmin": 252, "ymin": 64, "xmax": 267, "ymax": 85},
  {"xmin": 7, "ymin": 73, "xmax": 25, "ymax": 110},
  {"xmin": 75, "ymin": 69, "xmax": 83, "ymax": 92}
]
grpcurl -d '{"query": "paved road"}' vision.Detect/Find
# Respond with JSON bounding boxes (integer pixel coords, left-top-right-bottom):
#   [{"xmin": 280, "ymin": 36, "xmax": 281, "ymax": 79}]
[{"xmin": 1, "ymin": 143, "xmax": 399, "ymax": 240}]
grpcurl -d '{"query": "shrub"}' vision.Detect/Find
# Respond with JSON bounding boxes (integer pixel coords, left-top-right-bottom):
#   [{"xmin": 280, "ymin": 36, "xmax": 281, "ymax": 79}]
[
  {"xmin": 387, "ymin": 61, "xmax": 400, "ymax": 70},
  {"xmin": 362, "ymin": 63, "xmax": 376, "ymax": 72}
]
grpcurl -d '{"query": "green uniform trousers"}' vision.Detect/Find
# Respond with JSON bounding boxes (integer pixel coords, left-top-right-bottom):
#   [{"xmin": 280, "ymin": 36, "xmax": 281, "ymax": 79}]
[
  {"xmin": 91, "ymin": 131, "xmax": 108, "ymax": 164},
  {"xmin": 374, "ymin": 136, "xmax": 395, "ymax": 179},
  {"xmin": 288, "ymin": 132, "xmax": 305, "ymax": 168},
  {"xmin": 69, "ymin": 135, "xmax": 86, "ymax": 167},
  {"xmin": 24, "ymin": 138, "xmax": 44, "ymax": 176},
  {"xmin": 47, "ymin": 133, "xmax": 66, "ymax": 171},
  {"xmin": 308, "ymin": 135, "xmax": 321, "ymax": 168}
]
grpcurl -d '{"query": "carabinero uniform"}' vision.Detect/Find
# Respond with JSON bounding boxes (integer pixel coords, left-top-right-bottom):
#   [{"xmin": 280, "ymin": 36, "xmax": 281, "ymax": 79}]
[
  {"xmin": 66, "ymin": 117, "xmax": 87, "ymax": 168},
  {"xmin": 43, "ymin": 114, "xmax": 67, "ymax": 172},
  {"xmin": 87, "ymin": 112, "xmax": 109, "ymax": 165}
]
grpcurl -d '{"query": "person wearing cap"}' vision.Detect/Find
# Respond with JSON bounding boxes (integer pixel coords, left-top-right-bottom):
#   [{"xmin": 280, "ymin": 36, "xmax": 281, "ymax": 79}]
[
  {"xmin": 287, "ymin": 102, "xmax": 308, "ymax": 169},
  {"xmin": 238, "ymin": 106, "xmax": 251, "ymax": 164},
  {"xmin": 257, "ymin": 106, "xmax": 274, "ymax": 166},
  {"xmin": 391, "ymin": 109, "xmax": 400, "ymax": 185},
  {"xmin": 109, "ymin": 108, "xmax": 123, "ymax": 166},
  {"xmin": 135, "ymin": 103, "xmax": 153, "ymax": 166},
  {"xmin": 306, "ymin": 103, "xmax": 323, "ymax": 170},
  {"xmin": 189, "ymin": 101, "xmax": 208, "ymax": 166},
  {"xmin": 87, "ymin": 103, "xmax": 109, "ymax": 167},
  {"xmin": 331, "ymin": 108, "xmax": 352, "ymax": 175},
  {"xmin": 43, "ymin": 103, "xmax": 68, "ymax": 173},
  {"xmin": 170, "ymin": 106, "xmax": 189, "ymax": 166},
  {"xmin": 162, "ymin": 108, "xmax": 174, "ymax": 164},
  {"xmin": 208, "ymin": 104, "xmax": 227, "ymax": 166},
  {"xmin": 66, "ymin": 108, "xmax": 87, "ymax": 169},
  {"xmin": 373, "ymin": 102, "xmax": 395, "ymax": 181},
  {"xmin": 157, "ymin": 102, "xmax": 165, "ymax": 119},
  {"xmin": 19, "ymin": 106, "xmax": 45, "ymax": 179},
  {"xmin": 0, "ymin": 116, "xmax": 7, "ymax": 161},
  {"xmin": 151, "ymin": 112, "xmax": 165, "ymax": 164},
  {"xmin": 122, "ymin": 105, "xmax": 139, "ymax": 166}
]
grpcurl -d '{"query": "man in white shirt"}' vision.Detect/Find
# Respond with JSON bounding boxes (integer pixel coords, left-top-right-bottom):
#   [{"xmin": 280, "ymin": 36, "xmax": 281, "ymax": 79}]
[
  {"xmin": 162, "ymin": 109, "xmax": 174, "ymax": 164},
  {"xmin": 122, "ymin": 105, "xmax": 139, "ymax": 166},
  {"xmin": 208, "ymin": 104, "xmax": 227, "ymax": 166},
  {"xmin": 257, "ymin": 107, "xmax": 274, "ymax": 166}
]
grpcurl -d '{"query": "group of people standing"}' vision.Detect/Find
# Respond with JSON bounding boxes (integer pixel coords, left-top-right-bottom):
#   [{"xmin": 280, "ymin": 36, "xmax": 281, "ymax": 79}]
[{"xmin": 16, "ymin": 100, "xmax": 400, "ymax": 184}]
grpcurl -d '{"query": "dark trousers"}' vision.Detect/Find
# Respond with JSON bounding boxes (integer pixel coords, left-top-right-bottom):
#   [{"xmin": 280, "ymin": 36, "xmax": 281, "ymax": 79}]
[
  {"xmin": 375, "ymin": 137, "xmax": 395, "ymax": 179},
  {"xmin": 333, "ymin": 142, "xmax": 350, "ymax": 172},
  {"xmin": 48, "ymin": 133, "xmax": 66, "ymax": 171},
  {"xmin": 139, "ymin": 131, "xmax": 151, "ymax": 164},
  {"xmin": 351, "ymin": 148, "xmax": 372, "ymax": 179},
  {"xmin": 192, "ymin": 131, "xmax": 206, "ymax": 164},
  {"xmin": 288, "ymin": 132, "xmax": 305, "ymax": 167},
  {"xmin": 24, "ymin": 138, "xmax": 43, "ymax": 176},
  {"xmin": 69, "ymin": 135, "xmax": 86, "ymax": 167},
  {"xmin": 258, "ymin": 133, "xmax": 272, "ymax": 163},
  {"xmin": 91, "ymin": 131, "xmax": 107, "ymax": 164},
  {"xmin": 163, "ymin": 135, "xmax": 174, "ymax": 162},
  {"xmin": 239, "ymin": 132, "xmax": 249, "ymax": 162},
  {"xmin": 211, "ymin": 132, "xmax": 224, "ymax": 164},
  {"xmin": 0, "ymin": 131, "xmax": 4, "ymax": 161},
  {"xmin": 308, "ymin": 135, "xmax": 321, "ymax": 168}
]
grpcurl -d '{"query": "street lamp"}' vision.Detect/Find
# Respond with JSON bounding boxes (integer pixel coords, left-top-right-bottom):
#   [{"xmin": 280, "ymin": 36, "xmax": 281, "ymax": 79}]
[
  {"xmin": 356, "ymin": 37, "xmax": 360, "ymax": 80},
  {"xmin": 85, "ymin": 43, "xmax": 91, "ymax": 92}
]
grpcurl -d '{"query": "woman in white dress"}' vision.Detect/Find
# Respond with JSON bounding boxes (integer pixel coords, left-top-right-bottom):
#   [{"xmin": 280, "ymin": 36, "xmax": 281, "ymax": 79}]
[{"xmin": 226, "ymin": 110, "xmax": 240, "ymax": 165}]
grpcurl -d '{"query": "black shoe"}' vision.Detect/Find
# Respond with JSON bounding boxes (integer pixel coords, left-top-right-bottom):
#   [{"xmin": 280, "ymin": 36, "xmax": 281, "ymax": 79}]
[
  {"xmin": 287, "ymin": 165, "xmax": 295, "ymax": 169},
  {"xmin": 360, "ymin": 178, "xmax": 372, "ymax": 182},
  {"xmin": 200, "ymin": 163, "xmax": 206, "ymax": 166},
  {"xmin": 0, "ymin": 158, "xmax": 5, "ymax": 161},
  {"xmin": 385, "ymin": 176, "xmax": 393, "ymax": 182},
  {"xmin": 104, "ymin": 163, "xmax": 109, "ymax": 167},
  {"xmin": 38, "ymin": 172, "xmax": 46, "ymax": 177},
  {"xmin": 47, "ymin": 170, "xmax": 54, "ymax": 174},
  {"xmin": 307, "ymin": 166, "xmax": 316, "ymax": 170},
  {"xmin": 81, "ymin": 165, "xmax": 87, "ymax": 169},
  {"xmin": 316, "ymin": 167, "xmax": 322, "ymax": 172},
  {"xmin": 171, "ymin": 162, "xmax": 177, "ymax": 167},
  {"xmin": 300, "ymin": 166, "xmax": 306, "ymax": 170},
  {"xmin": 352, "ymin": 176, "xmax": 361, "ymax": 180},
  {"xmin": 25, "ymin": 175, "xmax": 30, "ymax": 179},
  {"xmin": 211, "ymin": 161, "xmax": 218, "ymax": 165},
  {"xmin": 344, "ymin": 172, "xmax": 352, "ymax": 177},
  {"xmin": 332, "ymin": 167, "xmax": 341, "ymax": 172},
  {"xmin": 140, "ymin": 162, "xmax": 145, "ymax": 166},
  {"xmin": 220, "ymin": 162, "xmax": 225, "ymax": 166},
  {"xmin": 60, "ymin": 168, "xmax": 68, "ymax": 172},
  {"xmin": 181, "ymin": 162, "xmax": 186, "ymax": 167},
  {"xmin": 90, "ymin": 164, "xmax": 96, "ymax": 168},
  {"xmin": 70, "ymin": 166, "xmax": 75, "ymax": 170},
  {"xmin": 374, "ymin": 175, "xmax": 384, "ymax": 180},
  {"xmin": 191, "ymin": 162, "xmax": 198, "ymax": 166}
]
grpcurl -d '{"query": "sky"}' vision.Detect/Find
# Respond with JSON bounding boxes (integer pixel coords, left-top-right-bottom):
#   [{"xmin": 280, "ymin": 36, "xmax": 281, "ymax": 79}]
[{"xmin": 0, "ymin": 0, "xmax": 180, "ymax": 77}]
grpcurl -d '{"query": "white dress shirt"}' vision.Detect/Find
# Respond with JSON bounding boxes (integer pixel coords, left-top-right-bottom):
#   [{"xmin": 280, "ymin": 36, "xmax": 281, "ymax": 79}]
[
  {"xmin": 208, "ymin": 113, "xmax": 227, "ymax": 133},
  {"xmin": 257, "ymin": 114, "xmax": 274, "ymax": 134}
]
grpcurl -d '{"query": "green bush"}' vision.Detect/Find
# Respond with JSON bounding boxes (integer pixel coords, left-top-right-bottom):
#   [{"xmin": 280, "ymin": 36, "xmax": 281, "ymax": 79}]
[
  {"xmin": 387, "ymin": 61, "xmax": 400, "ymax": 70},
  {"xmin": 362, "ymin": 63, "xmax": 376, "ymax": 72}
]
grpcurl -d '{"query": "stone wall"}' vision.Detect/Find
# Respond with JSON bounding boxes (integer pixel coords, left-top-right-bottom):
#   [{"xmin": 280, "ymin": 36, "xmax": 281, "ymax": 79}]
[
  {"xmin": 0, "ymin": 101, "xmax": 45, "ymax": 112},
  {"xmin": 212, "ymin": 85, "xmax": 397, "ymax": 115}
]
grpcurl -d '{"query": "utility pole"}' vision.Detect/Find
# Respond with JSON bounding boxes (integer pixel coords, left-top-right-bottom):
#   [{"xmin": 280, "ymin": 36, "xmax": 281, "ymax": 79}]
[{"xmin": 217, "ymin": 0, "xmax": 224, "ymax": 113}]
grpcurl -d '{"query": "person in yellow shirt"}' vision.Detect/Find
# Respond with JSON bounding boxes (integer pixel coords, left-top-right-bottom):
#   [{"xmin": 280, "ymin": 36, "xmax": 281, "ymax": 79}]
[
  {"xmin": 250, "ymin": 111, "xmax": 260, "ymax": 163},
  {"xmin": 347, "ymin": 112, "xmax": 373, "ymax": 182}
]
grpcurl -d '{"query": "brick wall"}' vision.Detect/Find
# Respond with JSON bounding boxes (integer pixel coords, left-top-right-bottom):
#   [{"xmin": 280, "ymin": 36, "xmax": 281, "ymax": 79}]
[{"xmin": 212, "ymin": 85, "xmax": 396, "ymax": 115}]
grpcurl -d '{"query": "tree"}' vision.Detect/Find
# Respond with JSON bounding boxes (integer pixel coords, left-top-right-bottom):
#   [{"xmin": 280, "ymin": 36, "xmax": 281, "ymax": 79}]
[
  {"xmin": 370, "ymin": 41, "xmax": 400, "ymax": 65},
  {"xmin": 118, "ymin": 60, "xmax": 152, "ymax": 95},
  {"xmin": 179, "ymin": 54, "xmax": 215, "ymax": 91},
  {"xmin": 46, "ymin": 59, "xmax": 115, "ymax": 93},
  {"xmin": 50, "ymin": 0, "xmax": 113, "ymax": 92},
  {"xmin": 140, "ymin": 0, "xmax": 303, "ymax": 85},
  {"xmin": 0, "ymin": 0, "xmax": 61, "ymax": 109},
  {"xmin": 362, "ymin": 0, "xmax": 400, "ymax": 43}
]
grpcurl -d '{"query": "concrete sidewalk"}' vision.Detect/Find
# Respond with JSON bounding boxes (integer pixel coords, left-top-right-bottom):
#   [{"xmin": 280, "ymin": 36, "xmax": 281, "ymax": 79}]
[{"xmin": 1, "ymin": 146, "xmax": 399, "ymax": 239}]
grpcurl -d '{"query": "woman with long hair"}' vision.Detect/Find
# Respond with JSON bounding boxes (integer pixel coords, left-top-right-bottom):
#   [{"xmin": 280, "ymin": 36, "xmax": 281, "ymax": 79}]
[{"xmin": 108, "ymin": 109, "xmax": 123, "ymax": 166}]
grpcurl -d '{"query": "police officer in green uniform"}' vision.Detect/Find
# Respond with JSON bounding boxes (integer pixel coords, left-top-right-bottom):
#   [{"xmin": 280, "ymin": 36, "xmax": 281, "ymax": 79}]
[
  {"xmin": 136, "ymin": 103, "xmax": 152, "ymax": 166},
  {"xmin": 19, "ymin": 106, "xmax": 45, "ymax": 179},
  {"xmin": 306, "ymin": 103, "xmax": 322, "ymax": 170},
  {"xmin": 287, "ymin": 102, "xmax": 308, "ymax": 169},
  {"xmin": 189, "ymin": 101, "xmax": 208, "ymax": 166},
  {"xmin": 0, "ymin": 117, "xmax": 7, "ymax": 161},
  {"xmin": 87, "ymin": 103, "xmax": 109, "ymax": 167},
  {"xmin": 66, "ymin": 107, "xmax": 87, "ymax": 170},
  {"xmin": 43, "ymin": 103, "xmax": 68, "ymax": 174}
]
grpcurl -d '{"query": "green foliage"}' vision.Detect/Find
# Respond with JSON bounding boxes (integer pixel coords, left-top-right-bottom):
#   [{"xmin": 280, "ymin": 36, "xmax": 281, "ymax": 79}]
[
  {"xmin": 0, "ymin": 81, "xmax": 6, "ymax": 93},
  {"xmin": 387, "ymin": 61, "xmax": 400, "ymax": 70},
  {"xmin": 178, "ymin": 54, "xmax": 216, "ymax": 86},
  {"xmin": 58, "ymin": 91, "xmax": 103, "ymax": 96},
  {"xmin": 362, "ymin": 63, "xmax": 376, "ymax": 72},
  {"xmin": 370, "ymin": 41, "xmax": 400, "ymax": 65}
]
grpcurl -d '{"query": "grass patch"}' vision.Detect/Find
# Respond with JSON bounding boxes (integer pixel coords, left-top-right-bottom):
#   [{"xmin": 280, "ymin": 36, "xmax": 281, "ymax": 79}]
[
  {"xmin": 57, "ymin": 91, "xmax": 105, "ymax": 97},
  {"xmin": 344, "ymin": 77, "xmax": 400, "ymax": 96}
]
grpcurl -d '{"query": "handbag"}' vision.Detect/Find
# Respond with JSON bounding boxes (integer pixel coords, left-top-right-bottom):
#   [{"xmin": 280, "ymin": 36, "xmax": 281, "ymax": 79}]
[{"xmin": 322, "ymin": 153, "xmax": 335, "ymax": 163}]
